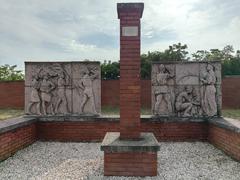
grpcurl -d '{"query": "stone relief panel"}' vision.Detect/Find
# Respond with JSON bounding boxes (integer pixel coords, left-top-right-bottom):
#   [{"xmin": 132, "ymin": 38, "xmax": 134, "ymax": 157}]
[
  {"xmin": 72, "ymin": 62, "xmax": 101, "ymax": 115},
  {"xmin": 152, "ymin": 62, "xmax": 221, "ymax": 118},
  {"xmin": 25, "ymin": 62, "xmax": 101, "ymax": 116},
  {"xmin": 199, "ymin": 63, "xmax": 219, "ymax": 117},
  {"xmin": 152, "ymin": 64, "xmax": 175, "ymax": 116},
  {"xmin": 176, "ymin": 63, "xmax": 199, "ymax": 85},
  {"xmin": 175, "ymin": 85, "xmax": 202, "ymax": 117}
]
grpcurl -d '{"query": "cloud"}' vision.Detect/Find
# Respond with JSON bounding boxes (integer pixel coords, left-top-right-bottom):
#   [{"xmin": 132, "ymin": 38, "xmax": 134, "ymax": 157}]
[{"xmin": 0, "ymin": 0, "xmax": 239, "ymax": 70}]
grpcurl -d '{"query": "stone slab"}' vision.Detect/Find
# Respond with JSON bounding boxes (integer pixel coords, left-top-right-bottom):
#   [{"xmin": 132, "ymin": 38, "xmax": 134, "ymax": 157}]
[
  {"xmin": 0, "ymin": 116, "xmax": 37, "ymax": 134},
  {"xmin": 25, "ymin": 61, "xmax": 101, "ymax": 116},
  {"xmin": 32, "ymin": 115, "xmax": 209, "ymax": 123},
  {"xmin": 122, "ymin": 26, "xmax": 138, "ymax": 36},
  {"xmin": 209, "ymin": 117, "xmax": 240, "ymax": 133},
  {"xmin": 101, "ymin": 132, "xmax": 160, "ymax": 152},
  {"xmin": 152, "ymin": 61, "xmax": 221, "ymax": 118}
]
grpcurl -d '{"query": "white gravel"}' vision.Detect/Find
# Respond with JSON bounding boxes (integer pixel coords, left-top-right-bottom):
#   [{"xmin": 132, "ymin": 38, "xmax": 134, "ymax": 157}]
[{"xmin": 0, "ymin": 141, "xmax": 239, "ymax": 180}]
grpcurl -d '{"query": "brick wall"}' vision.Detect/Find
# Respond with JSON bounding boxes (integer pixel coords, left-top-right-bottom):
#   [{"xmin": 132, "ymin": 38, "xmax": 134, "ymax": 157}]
[
  {"xmin": 37, "ymin": 121, "xmax": 208, "ymax": 142},
  {"xmin": 101, "ymin": 80, "xmax": 120, "ymax": 107},
  {"xmin": 222, "ymin": 76, "xmax": 240, "ymax": 109},
  {"xmin": 0, "ymin": 81, "xmax": 24, "ymax": 108},
  {"xmin": 37, "ymin": 121, "xmax": 120, "ymax": 142},
  {"xmin": 208, "ymin": 125, "xmax": 240, "ymax": 161},
  {"xmin": 0, "ymin": 77, "xmax": 240, "ymax": 109},
  {"xmin": 0, "ymin": 120, "xmax": 239, "ymax": 162},
  {"xmin": 0, "ymin": 123, "xmax": 36, "ymax": 161},
  {"xmin": 101, "ymin": 80, "xmax": 151, "ymax": 107},
  {"xmin": 104, "ymin": 152, "xmax": 157, "ymax": 176}
]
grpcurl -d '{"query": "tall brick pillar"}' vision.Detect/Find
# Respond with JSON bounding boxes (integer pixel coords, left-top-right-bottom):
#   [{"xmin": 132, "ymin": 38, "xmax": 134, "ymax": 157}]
[
  {"xmin": 118, "ymin": 3, "xmax": 143, "ymax": 140},
  {"xmin": 101, "ymin": 3, "xmax": 159, "ymax": 177}
]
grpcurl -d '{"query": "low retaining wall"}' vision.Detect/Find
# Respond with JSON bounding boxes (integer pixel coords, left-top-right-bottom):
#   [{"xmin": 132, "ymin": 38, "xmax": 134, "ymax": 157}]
[
  {"xmin": 37, "ymin": 118, "xmax": 208, "ymax": 142},
  {"xmin": 0, "ymin": 116, "xmax": 239, "ymax": 162},
  {"xmin": 208, "ymin": 118, "xmax": 240, "ymax": 161},
  {"xmin": 37, "ymin": 121, "xmax": 208, "ymax": 142},
  {"xmin": 0, "ymin": 117, "xmax": 36, "ymax": 161}
]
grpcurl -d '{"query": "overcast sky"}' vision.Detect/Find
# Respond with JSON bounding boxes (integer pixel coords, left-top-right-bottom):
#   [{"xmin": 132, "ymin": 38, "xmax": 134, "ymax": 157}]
[{"xmin": 0, "ymin": 0, "xmax": 240, "ymax": 70}]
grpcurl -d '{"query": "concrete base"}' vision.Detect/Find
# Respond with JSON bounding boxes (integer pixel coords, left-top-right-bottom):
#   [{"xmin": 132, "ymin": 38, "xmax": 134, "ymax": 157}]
[{"xmin": 101, "ymin": 132, "xmax": 160, "ymax": 176}]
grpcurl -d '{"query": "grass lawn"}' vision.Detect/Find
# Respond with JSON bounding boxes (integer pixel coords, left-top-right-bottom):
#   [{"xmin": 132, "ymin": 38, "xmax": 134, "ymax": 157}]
[
  {"xmin": 222, "ymin": 109, "xmax": 240, "ymax": 120},
  {"xmin": 0, "ymin": 108, "xmax": 24, "ymax": 121},
  {"xmin": 0, "ymin": 107, "xmax": 239, "ymax": 121}
]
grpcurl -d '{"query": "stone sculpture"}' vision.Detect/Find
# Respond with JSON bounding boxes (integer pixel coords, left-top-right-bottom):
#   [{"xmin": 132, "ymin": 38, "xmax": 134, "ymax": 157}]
[
  {"xmin": 175, "ymin": 86, "xmax": 201, "ymax": 117},
  {"xmin": 201, "ymin": 64, "xmax": 217, "ymax": 116},
  {"xmin": 53, "ymin": 64, "xmax": 70, "ymax": 114},
  {"xmin": 77, "ymin": 66, "xmax": 99, "ymax": 115},
  {"xmin": 153, "ymin": 64, "xmax": 174, "ymax": 115},
  {"xmin": 39, "ymin": 72, "xmax": 56, "ymax": 115},
  {"xmin": 152, "ymin": 61, "xmax": 221, "ymax": 118},
  {"xmin": 175, "ymin": 86, "xmax": 194, "ymax": 117},
  {"xmin": 26, "ymin": 73, "xmax": 41, "ymax": 115},
  {"xmin": 25, "ymin": 62, "xmax": 101, "ymax": 116}
]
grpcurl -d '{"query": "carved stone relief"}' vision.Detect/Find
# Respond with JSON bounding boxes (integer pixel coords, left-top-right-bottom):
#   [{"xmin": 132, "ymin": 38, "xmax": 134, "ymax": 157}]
[
  {"xmin": 200, "ymin": 64, "xmax": 217, "ymax": 116},
  {"xmin": 176, "ymin": 63, "xmax": 199, "ymax": 85},
  {"xmin": 25, "ymin": 62, "xmax": 101, "ymax": 116},
  {"xmin": 72, "ymin": 62, "xmax": 101, "ymax": 115},
  {"xmin": 152, "ymin": 64, "xmax": 175, "ymax": 116},
  {"xmin": 175, "ymin": 86, "xmax": 202, "ymax": 117},
  {"xmin": 152, "ymin": 62, "xmax": 221, "ymax": 118}
]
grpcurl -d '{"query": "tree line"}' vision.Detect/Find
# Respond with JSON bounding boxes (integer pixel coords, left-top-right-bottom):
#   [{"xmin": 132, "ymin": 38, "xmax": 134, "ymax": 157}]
[
  {"xmin": 1, "ymin": 43, "xmax": 240, "ymax": 81},
  {"xmin": 101, "ymin": 43, "xmax": 240, "ymax": 79}
]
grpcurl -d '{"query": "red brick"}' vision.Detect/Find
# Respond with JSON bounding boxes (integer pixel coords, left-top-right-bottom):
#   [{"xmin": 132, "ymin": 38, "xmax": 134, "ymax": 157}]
[
  {"xmin": 0, "ymin": 124, "xmax": 36, "ymax": 161},
  {"xmin": 104, "ymin": 152, "xmax": 157, "ymax": 176},
  {"xmin": 208, "ymin": 125, "xmax": 240, "ymax": 161}
]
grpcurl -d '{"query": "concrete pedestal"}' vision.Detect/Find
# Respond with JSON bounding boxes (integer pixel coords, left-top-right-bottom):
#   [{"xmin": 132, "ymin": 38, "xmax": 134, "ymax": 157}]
[{"xmin": 101, "ymin": 132, "xmax": 160, "ymax": 176}]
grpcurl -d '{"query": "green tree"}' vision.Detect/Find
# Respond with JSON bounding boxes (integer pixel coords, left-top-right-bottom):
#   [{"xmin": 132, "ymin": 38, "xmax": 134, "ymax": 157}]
[
  {"xmin": 101, "ymin": 60, "xmax": 119, "ymax": 80},
  {"xmin": 141, "ymin": 53, "xmax": 152, "ymax": 79},
  {"xmin": 162, "ymin": 43, "xmax": 189, "ymax": 61},
  {"xmin": 140, "ymin": 43, "xmax": 189, "ymax": 79},
  {"xmin": 0, "ymin": 64, "xmax": 24, "ymax": 81},
  {"xmin": 192, "ymin": 50, "xmax": 209, "ymax": 61}
]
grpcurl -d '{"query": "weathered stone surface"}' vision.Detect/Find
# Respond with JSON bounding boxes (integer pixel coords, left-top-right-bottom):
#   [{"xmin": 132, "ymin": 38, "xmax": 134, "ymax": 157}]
[
  {"xmin": 176, "ymin": 63, "xmax": 199, "ymax": 85},
  {"xmin": 101, "ymin": 132, "xmax": 160, "ymax": 152},
  {"xmin": 0, "ymin": 117, "xmax": 36, "ymax": 134},
  {"xmin": 122, "ymin": 26, "xmax": 138, "ymax": 36},
  {"xmin": 25, "ymin": 61, "xmax": 101, "ymax": 116},
  {"xmin": 152, "ymin": 61, "xmax": 221, "ymax": 118}
]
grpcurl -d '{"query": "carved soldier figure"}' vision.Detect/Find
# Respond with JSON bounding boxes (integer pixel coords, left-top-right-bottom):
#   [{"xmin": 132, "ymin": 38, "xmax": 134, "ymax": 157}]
[
  {"xmin": 26, "ymin": 74, "xmax": 41, "ymax": 115},
  {"xmin": 78, "ymin": 67, "xmax": 98, "ymax": 115},
  {"xmin": 40, "ymin": 73, "xmax": 56, "ymax": 115},
  {"xmin": 201, "ymin": 64, "xmax": 217, "ymax": 116},
  {"xmin": 154, "ymin": 64, "xmax": 174, "ymax": 115}
]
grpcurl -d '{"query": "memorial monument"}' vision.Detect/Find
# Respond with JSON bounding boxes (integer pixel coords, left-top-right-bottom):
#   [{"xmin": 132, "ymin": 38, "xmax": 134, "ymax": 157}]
[
  {"xmin": 101, "ymin": 3, "xmax": 160, "ymax": 177},
  {"xmin": 25, "ymin": 61, "xmax": 101, "ymax": 116},
  {"xmin": 152, "ymin": 61, "xmax": 221, "ymax": 118}
]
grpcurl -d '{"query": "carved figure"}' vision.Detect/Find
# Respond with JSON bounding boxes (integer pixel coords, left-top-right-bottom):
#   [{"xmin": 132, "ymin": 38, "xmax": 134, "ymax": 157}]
[
  {"xmin": 53, "ymin": 65, "xmax": 70, "ymax": 114},
  {"xmin": 201, "ymin": 64, "xmax": 217, "ymax": 116},
  {"xmin": 40, "ymin": 73, "xmax": 56, "ymax": 115},
  {"xmin": 78, "ymin": 66, "xmax": 98, "ymax": 114},
  {"xmin": 175, "ymin": 86, "xmax": 193, "ymax": 117},
  {"xmin": 191, "ymin": 87, "xmax": 202, "ymax": 116},
  {"xmin": 26, "ymin": 74, "xmax": 41, "ymax": 115},
  {"xmin": 154, "ymin": 64, "xmax": 174, "ymax": 115}
]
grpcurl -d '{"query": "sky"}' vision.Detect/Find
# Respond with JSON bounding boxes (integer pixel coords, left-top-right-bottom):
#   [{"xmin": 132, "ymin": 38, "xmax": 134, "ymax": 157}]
[{"xmin": 0, "ymin": 0, "xmax": 240, "ymax": 70}]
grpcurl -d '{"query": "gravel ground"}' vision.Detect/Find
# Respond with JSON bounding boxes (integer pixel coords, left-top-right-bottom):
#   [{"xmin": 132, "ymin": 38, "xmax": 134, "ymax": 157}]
[{"xmin": 0, "ymin": 142, "xmax": 239, "ymax": 180}]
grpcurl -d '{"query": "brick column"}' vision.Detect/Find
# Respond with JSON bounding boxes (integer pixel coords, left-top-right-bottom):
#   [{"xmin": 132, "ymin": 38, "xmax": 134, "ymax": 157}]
[
  {"xmin": 118, "ymin": 3, "xmax": 144, "ymax": 140},
  {"xmin": 101, "ymin": 3, "xmax": 159, "ymax": 177}
]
